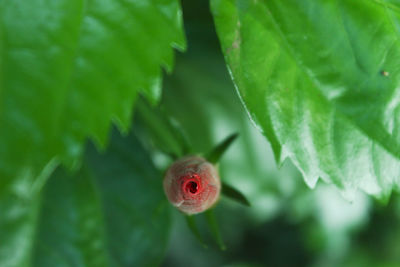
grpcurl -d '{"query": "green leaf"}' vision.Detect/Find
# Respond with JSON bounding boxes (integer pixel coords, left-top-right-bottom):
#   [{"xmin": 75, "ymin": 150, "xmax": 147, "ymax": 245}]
[
  {"xmin": 205, "ymin": 209, "xmax": 226, "ymax": 250},
  {"xmin": 185, "ymin": 215, "xmax": 208, "ymax": 249},
  {"xmin": 134, "ymin": 97, "xmax": 192, "ymax": 160},
  {"xmin": 222, "ymin": 182, "xmax": 251, "ymax": 207},
  {"xmin": 32, "ymin": 166, "xmax": 110, "ymax": 267},
  {"xmin": 0, "ymin": 159, "xmax": 58, "ymax": 267},
  {"xmin": 0, "ymin": 129, "xmax": 170, "ymax": 266},
  {"xmin": 205, "ymin": 133, "xmax": 238, "ymax": 164},
  {"xmin": 0, "ymin": 0, "xmax": 185, "ymax": 181},
  {"xmin": 211, "ymin": 0, "xmax": 400, "ymax": 198}
]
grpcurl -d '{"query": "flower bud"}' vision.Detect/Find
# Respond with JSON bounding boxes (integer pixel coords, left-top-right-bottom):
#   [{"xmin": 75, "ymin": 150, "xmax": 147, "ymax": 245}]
[{"xmin": 163, "ymin": 156, "xmax": 221, "ymax": 215}]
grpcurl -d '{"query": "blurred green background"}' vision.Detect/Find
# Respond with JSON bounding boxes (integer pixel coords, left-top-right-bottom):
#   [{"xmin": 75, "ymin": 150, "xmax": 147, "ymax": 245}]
[{"xmin": 154, "ymin": 1, "xmax": 400, "ymax": 266}]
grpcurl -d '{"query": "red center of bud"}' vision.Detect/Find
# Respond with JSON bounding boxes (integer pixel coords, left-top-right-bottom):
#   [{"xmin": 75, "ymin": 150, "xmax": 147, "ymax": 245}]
[
  {"xmin": 182, "ymin": 174, "xmax": 202, "ymax": 196},
  {"xmin": 186, "ymin": 181, "xmax": 198, "ymax": 194}
]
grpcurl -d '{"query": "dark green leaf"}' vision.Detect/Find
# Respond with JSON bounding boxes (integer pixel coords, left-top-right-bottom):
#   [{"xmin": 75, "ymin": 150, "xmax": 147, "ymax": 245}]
[
  {"xmin": 222, "ymin": 182, "xmax": 251, "ymax": 207},
  {"xmin": 185, "ymin": 215, "xmax": 208, "ymax": 249},
  {"xmin": 1, "ymin": 129, "xmax": 170, "ymax": 266},
  {"xmin": 32, "ymin": 166, "xmax": 110, "ymax": 267},
  {"xmin": 205, "ymin": 133, "xmax": 238, "ymax": 164},
  {"xmin": 205, "ymin": 209, "xmax": 226, "ymax": 250},
  {"xmin": 211, "ymin": 0, "xmax": 400, "ymax": 198}
]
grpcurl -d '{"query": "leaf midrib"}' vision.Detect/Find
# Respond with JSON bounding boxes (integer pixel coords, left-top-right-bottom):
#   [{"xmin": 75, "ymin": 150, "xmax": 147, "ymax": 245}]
[{"xmin": 53, "ymin": 0, "xmax": 88, "ymax": 144}]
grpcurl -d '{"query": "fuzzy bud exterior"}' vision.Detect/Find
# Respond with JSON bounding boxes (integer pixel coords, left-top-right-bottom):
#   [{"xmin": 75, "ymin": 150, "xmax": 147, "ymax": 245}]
[{"xmin": 163, "ymin": 156, "xmax": 221, "ymax": 215}]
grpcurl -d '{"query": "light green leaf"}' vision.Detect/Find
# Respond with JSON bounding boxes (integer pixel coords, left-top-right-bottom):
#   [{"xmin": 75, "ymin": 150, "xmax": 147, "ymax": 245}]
[
  {"xmin": 0, "ymin": 0, "xmax": 185, "ymax": 180},
  {"xmin": 211, "ymin": 0, "xmax": 400, "ymax": 198},
  {"xmin": 222, "ymin": 182, "xmax": 251, "ymax": 207},
  {"xmin": 0, "ymin": 129, "xmax": 170, "ymax": 267},
  {"xmin": 134, "ymin": 98, "xmax": 191, "ymax": 160},
  {"xmin": 205, "ymin": 133, "xmax": 238, "ymax": 164}
]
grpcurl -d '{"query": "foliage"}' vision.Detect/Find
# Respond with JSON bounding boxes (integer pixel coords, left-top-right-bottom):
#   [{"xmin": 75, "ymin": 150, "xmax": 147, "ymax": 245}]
[
  {"xmin": 1, "ymin": 0, "xmax": 400, "ymax": 266},
  {"xmin": 1, "ymin": 129, "xmax": 171, "ymax": 267},
  {"xmin": 0, "ymin": 0, "xmax": 185, "ymax": 177},
  {"xmin": 211, "ymin": 0, "xmax": 400, "ymax": 198}
]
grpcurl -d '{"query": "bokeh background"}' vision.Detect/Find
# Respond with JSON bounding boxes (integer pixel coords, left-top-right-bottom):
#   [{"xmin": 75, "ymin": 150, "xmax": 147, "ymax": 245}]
[{"xmin": 153, "ymin": 1, "xmax": 400, "ymax": 266}]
